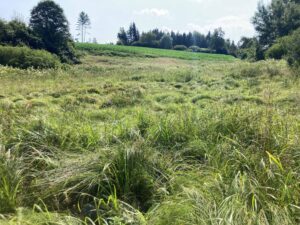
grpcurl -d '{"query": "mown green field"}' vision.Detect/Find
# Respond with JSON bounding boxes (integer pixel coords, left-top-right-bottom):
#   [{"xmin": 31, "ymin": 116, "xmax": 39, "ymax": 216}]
[
  {"xmin": 0, "ymin": 51, "xmax": 299, "ymax": 224},
  {"xmin": 76, "ymin": 43, "xmax": 236, "ymax": 61}
]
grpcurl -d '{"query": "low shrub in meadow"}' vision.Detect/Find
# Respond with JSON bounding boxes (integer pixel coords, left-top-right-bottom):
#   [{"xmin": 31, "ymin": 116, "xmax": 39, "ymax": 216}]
[{"xmin": 0, "ymin": 46, "xmax": 60, "ymax": 69}]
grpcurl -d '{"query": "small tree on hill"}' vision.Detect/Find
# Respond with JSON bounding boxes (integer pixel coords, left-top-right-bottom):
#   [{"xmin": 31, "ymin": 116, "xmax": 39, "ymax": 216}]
[
  {"xmin": 117, "ymin": 27, "xmax": 129, "ymax": 45},
  {"xmin": 77, "ymin": 11, "xmax": 91, "ymax": 43},
  {"xmin": 127, "ymin": 22, "xmax": 140, "ymax": 44},
  {"xmin": 210, "ymin": 28, "xmax": 227, "ymax": 54}
]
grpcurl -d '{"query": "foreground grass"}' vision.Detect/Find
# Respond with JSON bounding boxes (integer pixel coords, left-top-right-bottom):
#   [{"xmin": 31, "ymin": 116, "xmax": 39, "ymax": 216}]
[
  {"xmin": 76, "ymin": 43, "xmax": 236, "ymax": 61},
  {"xmin": 0, "ymin": 54, "xmax": 299, "ymax": 224}
]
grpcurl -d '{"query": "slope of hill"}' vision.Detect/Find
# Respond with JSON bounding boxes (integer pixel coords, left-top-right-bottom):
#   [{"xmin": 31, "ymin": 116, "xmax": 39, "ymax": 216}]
[{"xmin": 76, "ymin": 43, "xmax": 236, "ymax": 61}]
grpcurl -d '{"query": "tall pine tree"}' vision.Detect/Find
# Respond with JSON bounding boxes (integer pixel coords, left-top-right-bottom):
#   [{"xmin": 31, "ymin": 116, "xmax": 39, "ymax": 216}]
[{"xmin": 127, "ymin": 22, "xmax": 140, "ymax": 44}]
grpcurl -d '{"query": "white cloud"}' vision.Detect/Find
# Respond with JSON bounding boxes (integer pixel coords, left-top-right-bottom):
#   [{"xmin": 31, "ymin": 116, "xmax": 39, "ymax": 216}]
[
  {"xmin": 134, "ymin": 8, "xmax": 170, "ymax": 17},
  {"xmin": 187, "ymin": 16, "xmax": 255, "ymax": 42}
]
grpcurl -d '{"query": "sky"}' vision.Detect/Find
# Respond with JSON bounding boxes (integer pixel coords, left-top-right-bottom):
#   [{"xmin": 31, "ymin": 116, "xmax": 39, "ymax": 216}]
[{"xmin": 0, "ymin": 0, "xmax": 271, "ymax": 43}]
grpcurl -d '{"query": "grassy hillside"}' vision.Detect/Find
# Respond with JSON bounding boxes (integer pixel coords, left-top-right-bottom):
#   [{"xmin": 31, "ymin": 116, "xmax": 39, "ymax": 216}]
[
  {"xmin": 0, "ymin": 53, "xmax": 299, "ymax": 224},
  {"xmin": 76, "ymin": 43, "xmax": 236, "ymax": 61}
]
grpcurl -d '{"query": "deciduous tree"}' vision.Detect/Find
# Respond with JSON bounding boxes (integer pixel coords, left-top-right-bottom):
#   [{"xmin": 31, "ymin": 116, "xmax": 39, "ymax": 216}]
[
  {"xmin": 159, "ymin": 34, "xmax": 173, "ymax": 49},
  {"xmin": 30, "ymin": 0, "xmax": 77, "ymax": 63}
]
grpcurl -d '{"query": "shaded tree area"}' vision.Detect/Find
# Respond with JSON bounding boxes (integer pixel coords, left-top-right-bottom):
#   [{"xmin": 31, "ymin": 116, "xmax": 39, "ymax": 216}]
[
  {"xmin": 117, "ymin": 23, "xmax": 237, "ymax": 56},
  {"xmin": 266, "ymin": 27, "xmax": 300, "ymax": 68},
  {"xmin": 0, "ymin": 0, "xmax": 78, "ymax": 64},
  {"xmin": 237, "ymin": 37, "xmax": 264, "ymax": 61},
  {"xmin": 239, "ymin": 0, "xmax": 300, "ymax": 66},
  {"xmin": 0, "ymin": 19, "xmax": 43, "ymax": 49},
  {"xmin": 253, "ymin": 0, "xmax": 300, "ymax": 48}
]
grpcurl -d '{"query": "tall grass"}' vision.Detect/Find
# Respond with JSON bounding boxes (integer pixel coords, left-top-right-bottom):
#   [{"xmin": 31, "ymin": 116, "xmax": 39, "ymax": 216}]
[
  {"xmin": 0, "ymin": 51, "xmax": 299, "ymax": 224},
  {"xmin": 0, "ymin": 150, "xmax": 22, "ymax": 213}
]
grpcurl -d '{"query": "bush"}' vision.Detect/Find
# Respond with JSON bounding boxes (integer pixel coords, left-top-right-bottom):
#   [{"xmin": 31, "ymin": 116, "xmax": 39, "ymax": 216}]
[
  {"xmin": 0, "ymin": 46, "xmax": 60, "ymax": 69},
  {"xmin": 188, "ymin": 46, "xmax": 212, "ymax": 53},
  {"xmin": 284, "ymin": 29, "xmax": 300, "ymax": 68},
  {"xmin": 266, "ymin": 42, "xmax": 287, "ymax": 60},
  {"xmin": 266, "ymin": 28, "xmax": 300, "ymax": 69},
  {"xmin": 132, "ymin": 41, "xmax": 160, "ymax": 49},
  {"xmin": 237, "ymin": 37, "xmax": 264, "ymax": 61},
  {"xmin": 188, "ymin": 46, "xmax": 201, "ymax": 52},
  {"xmin": 173, "ymin": 45, "xmax": 187, "ymax": 51}
]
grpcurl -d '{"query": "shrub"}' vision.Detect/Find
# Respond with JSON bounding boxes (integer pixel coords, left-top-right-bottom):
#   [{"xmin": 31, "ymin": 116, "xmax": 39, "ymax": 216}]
[
  {"xmin": 188, "ymin": 46, "xmax": 201, "ymax": 52},
  {"xmin": 173, "ymin": 45, "xmax": 188, "ymax": 51},
  {"xmin": 266, "ymin": 28, "xmax": 300, "ymax": 69},
  {"xmin": 237, "ymin": 37, "xmax": 264, "ymax": 61},
  {"xmin": 266, "ymin": 42, "xmax": 287, "ymax": 60},
  {"xmin": 0, "ymin": 46, "xmax": 60, "ymax": 69},
  {"xmin": 188, "ymin": 46, "xmax": 212, "ymax": 53},
  {"xmin": 132, "ymin": 41, "xmax": 160, "ymax": 48},
  {"xmin": 284, "ymin": 29, "xmax": 300, "ymax": 68}
]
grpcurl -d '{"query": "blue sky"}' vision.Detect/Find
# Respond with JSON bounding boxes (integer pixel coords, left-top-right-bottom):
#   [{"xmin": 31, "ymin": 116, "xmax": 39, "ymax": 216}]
[{"xmin": 0, "ymin": 0, "xmax": 271, "ymax": 43}]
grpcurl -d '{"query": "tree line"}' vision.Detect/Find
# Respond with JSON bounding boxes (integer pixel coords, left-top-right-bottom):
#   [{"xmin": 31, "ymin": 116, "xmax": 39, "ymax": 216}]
[
  {"xmin": 116, "ymin": 0, "xmax": 300, "ymax": 65},
  {"xmin": 117, "ymin": 23, "xmax": 238, "ymax": 56}
]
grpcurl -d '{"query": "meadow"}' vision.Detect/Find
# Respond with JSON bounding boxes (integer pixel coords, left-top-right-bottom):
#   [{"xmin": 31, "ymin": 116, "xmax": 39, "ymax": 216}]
[
  {"xmin": 0, "ymin": 47, "xmax": 299, "ymax": 224},
  {"xmin": 76, "ymin": 43, "xmax": 235, "ymax": 61}
]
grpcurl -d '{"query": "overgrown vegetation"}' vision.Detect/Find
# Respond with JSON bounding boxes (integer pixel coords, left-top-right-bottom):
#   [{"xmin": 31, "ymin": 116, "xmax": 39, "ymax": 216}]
[
  {"xmin": 266, "ymin": 28, "xmax": 300, "ymax": 69},
  {"xmin": 0, "ymin": 45, "xmax": 61, "ymax": 69},
  {"xmin": 0, "ymin": 0, "xmax": 78, "ymax": 66},
  {"xmin": 0, "ymin": 50, "xmax": 299, "ymax": 224},
  {"xmin": 239, "ymin": 0, "xmax": 300, "ymax": 67}
]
